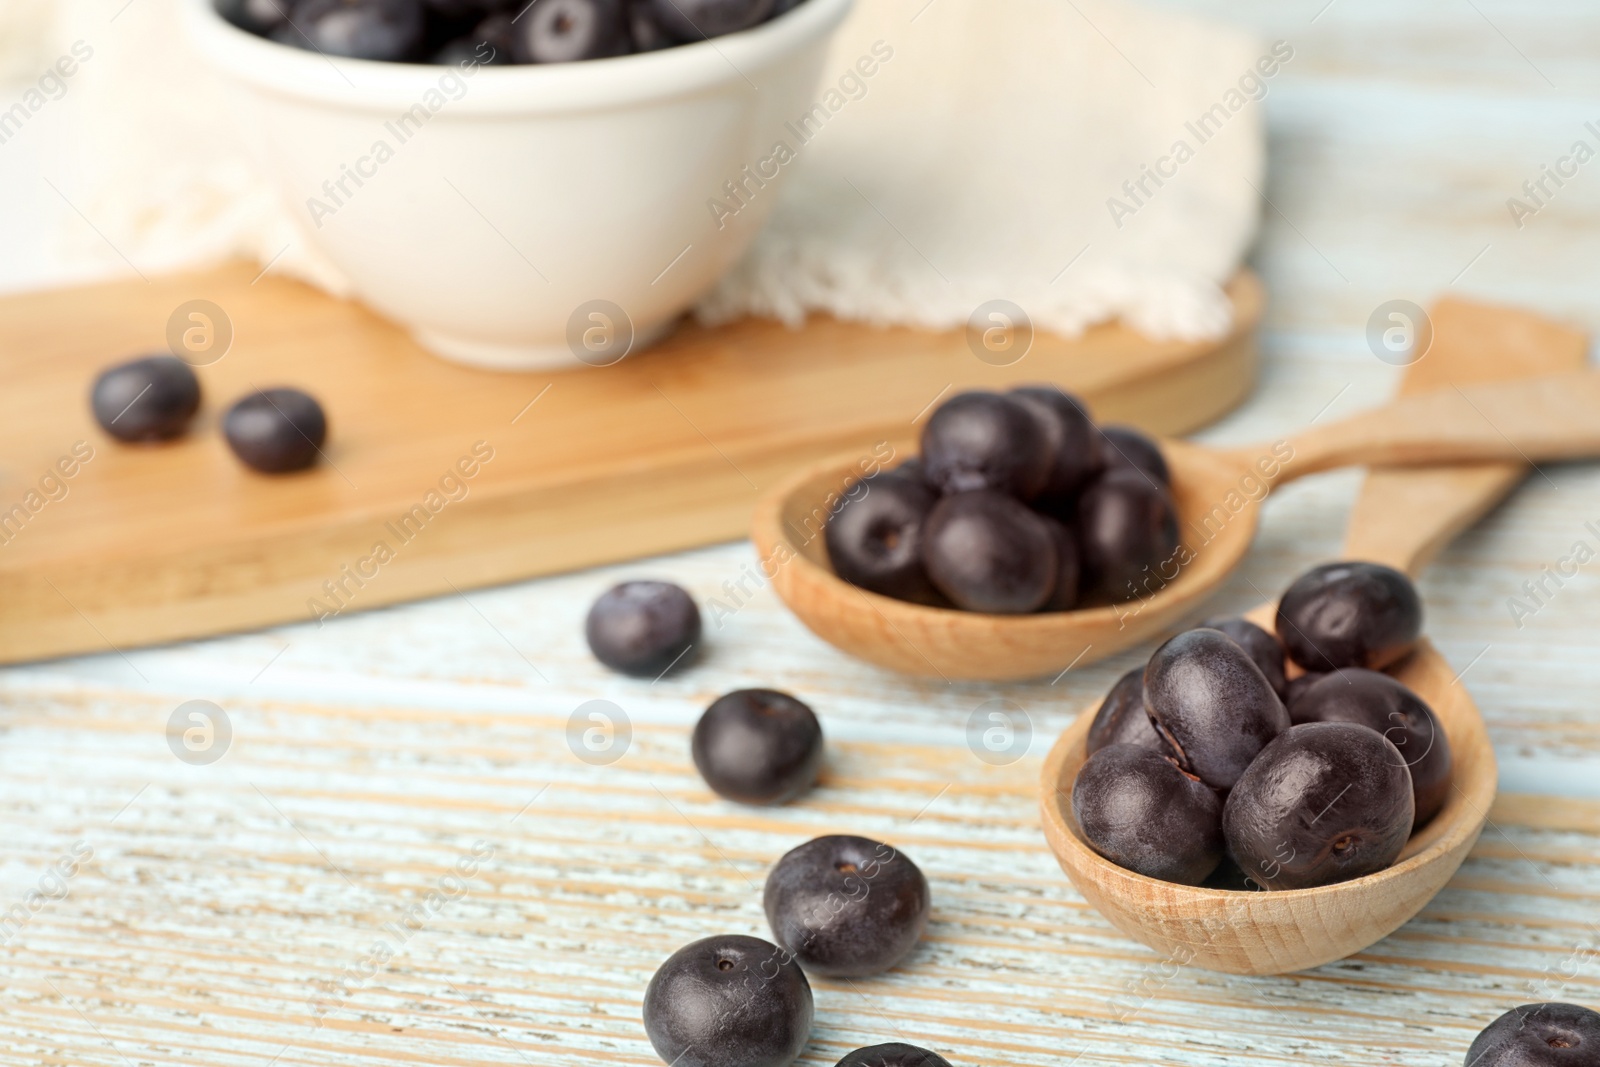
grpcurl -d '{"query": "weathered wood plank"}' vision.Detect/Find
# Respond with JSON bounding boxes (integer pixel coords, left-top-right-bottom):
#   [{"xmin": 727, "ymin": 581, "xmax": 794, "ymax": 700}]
[{"xmin": 0, "ymin": 683, "xmax": 1597, "ymax": 1066}]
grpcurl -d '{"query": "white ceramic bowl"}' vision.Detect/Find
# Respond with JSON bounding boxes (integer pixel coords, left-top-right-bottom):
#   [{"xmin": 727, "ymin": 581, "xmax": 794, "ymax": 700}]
[{"xmin": 183, "ymin": 0, "xmax": 854, "ymax": 369}]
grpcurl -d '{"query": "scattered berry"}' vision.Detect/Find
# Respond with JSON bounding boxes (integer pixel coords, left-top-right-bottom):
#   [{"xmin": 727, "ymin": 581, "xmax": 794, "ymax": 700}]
[
  {"xmin": 222, "ymin": 387, "xmax": 327, "ymax": 473},
  {"xmin": 584, "ymin": 580, "xmax": 700, "ymax": 677},
  {"xmin": 765, "ymin": 835, "xmax": 930, "ymax": 977},
  {"xmin": 643, "ymin": 934, "xmax": 813, "ymax": 1067},
  {"xmin": 692, "ymin": 689, "xmax": 823, "ymax": 805},
  {"xmin": 91, "ymin": 355, "xmax": 201, "ymax": 443}
]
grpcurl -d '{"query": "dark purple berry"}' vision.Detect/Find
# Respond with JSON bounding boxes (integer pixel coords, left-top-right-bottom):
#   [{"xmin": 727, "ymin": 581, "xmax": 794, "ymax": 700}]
[
  {"xmin": 627, "ymin": 0, "xmax": 673, "ymax": 49},
  {"xmin": 920, "ymin": 391, "xmax": 1050, "ymax": 499},
  {"xmin": 1099, "ymin": 424, "xmax": 1169, "ymax": 486},
  {"xmin": 512, "ymin": 0, "xmax": 629, "ymax": 61},
  {"xmin": 421, "ymin": 0, "xmax": 499, "ymax": 15},
  {"xmin": 287, "ymin": 0, "xmax": 425, "ymax": 60},
  {"xmin": 1144, "ymin": 628, "xmax": 1289, "ymax": 791},
  {"xmin": 222, "ymin": 387, "xmax": 326, "ymax": 473},
  {"xmin": 1276, "ymin": 561, "xmax": 1423, "ymax": 672},
  {"xmin": 764, "ymin": 835, "xmax": 930, "ymax": 978},
  {"xmin": 91, "ymin": 355, "xmax": 200, "ymax": 443},
  {"xmin": 693, "ymin": 689, "xmax": 823, "ymax": 805},
  {"xmin": 1291, "ymin": 668, "xmax": 1452, "ymax": 829},
  {"xmin": 1086, "ymin": 668, "xmax": 1169, "ymax": 755},
  {"xmin": 643, "ymin": 934, "xmax": 812, "ymax": 1067},
  {"xmin": 219, "ymin": 0, "xmax": 291, "ymax": 34},
  {"xmin": 1201, "ymin": 615, "xmax": 1287, "ymax": 700},
  {"xmin": 584, "ymin": 580, "xmax": 699, "ymax": 676},
  {"xmin": 1075, "ymin": 469, "xmax": 1179, "ymax": 603},
  {"xmin": 1009, "ymin": 385, "xmax": 1103, "ymax": 499},
  {"xmin": 1283, "ymin": 671, "xmax": 1326, "ymax": 713},
  {"xmin": 824, "ymin": 472, "xmax": 941, "ymax": 604},
  {"xmin": 646, "ymin": 0, "xmax": 775, "ymax": 40},
  {"xmin": 1466, "ymin": 1003, "xmax": 1600, "ymax": 1067},
  {"xmin": 921, "ymin": 490, "xmax": 1056, "ymax": 614},
  {"xmin": 1072, "ymin": 743, "xmax": 1224, "ymax": 885},
  {"xmin": 432, "ymin": 13, "xmax": 515, "ymax": 63},
  {"xmin": 893, "ymin": 456, "xmax": 924, "ymax": 482},
  {"xmin": 1039, "ymin": 517, "xmax": 1081, "ymax": 611},
  {"xmin": 1223, "ymin": 722, "xmax": 1413, "ymax": 890},
  {"xmin": 835, "ymin": 1044, "xmax": 952, "ymax": 1067}
]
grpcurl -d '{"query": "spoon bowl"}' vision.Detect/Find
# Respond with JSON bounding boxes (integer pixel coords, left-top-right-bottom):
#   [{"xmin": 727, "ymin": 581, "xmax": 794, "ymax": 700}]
[
  {"xmin": 752, "ymin": 369, "xmax": 1600, "ymax": 680},
  {"xmin": 1031, "ymin": 298, "xmax": 1586, "ymax": 975},
  {"xmin": 1037, "ymin": 636, "xmax": 1496, "ymax": 975},
  {"xmin": 753, "ymin": 441, "xmax": 1258, "ymax": 679}
]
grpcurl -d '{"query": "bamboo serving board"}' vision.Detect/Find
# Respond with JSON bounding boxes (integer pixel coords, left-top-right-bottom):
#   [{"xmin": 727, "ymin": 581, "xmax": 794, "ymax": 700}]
[{"xmin": 0, "ymin": 263, "xmax": 1260, "ymax": 664}]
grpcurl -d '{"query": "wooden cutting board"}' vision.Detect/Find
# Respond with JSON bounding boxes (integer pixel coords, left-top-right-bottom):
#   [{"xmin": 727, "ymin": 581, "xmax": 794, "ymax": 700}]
[{"xmin": 0, "ymin": 263, "xmax": 1260, "ymax": 664}]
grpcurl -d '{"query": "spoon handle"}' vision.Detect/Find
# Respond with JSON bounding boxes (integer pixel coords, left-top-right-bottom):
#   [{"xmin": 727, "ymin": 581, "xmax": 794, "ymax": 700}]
[
  {"xmin": 1255, "ymin": 371, "xmax": 1600, "ymax": 492},
  {"xmin": 1340, "ymin": 301, "xmax": 1592, "ymax": 576}
]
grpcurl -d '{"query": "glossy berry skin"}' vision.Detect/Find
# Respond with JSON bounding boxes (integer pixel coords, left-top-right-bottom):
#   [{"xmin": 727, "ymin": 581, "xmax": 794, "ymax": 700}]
[
  {"xmin": 919, "ymin": 391, "xmax": 1050, "ymax": 499},
  {"xmin": 825, "ymin": 472, "xmax": 941, "ymax": 604},
  {"xmin": 1201, "ymin": 615, "xmax": 1288, "ymax": 700},
  {"xmin": 219, "ymin": 0, "xmax": 290, "ymax": 34},
  {"xmin": 1099, "ymin": 424, "xmax": 1170, "ymax": 486},
  {"xmin": 921, "ymin": 490, "xmax": 1056, "ymax": 614},
  {"xmin": 893, "ymin": 456, "xmax": 924, "ymax": 482},
  {"xmin": 91, "ymin": 355, "xmax": 201, "ymax": 443},
  {"xmin": 432, "ymin": 14, "xmax": 515, "ymax": 64},
  {"xmin": 647, "ymin": 0, "xmax": 775, "ymax": 40},
  {"xmin": 1009, "ymin": 385, "xmax": 1103, "ymax": 499},
  {"xmin": 1283, "ymin": 671, "xmax": 1326, "ymax": 713},
  {"xmin": 835, "ymin": 1044, "xmax": 953, "ymax": 1067},
  {"xmin": 584, "ymin": 580, "xmax": 700, "ymax": 676},
  {"xmin": 1074, "ymin": 470, "xmax": 1179, "ymax": 603},
  {"xmin": 1038, "ymin": 517, "xmax": 1081, "ymax": 612},
  {"xmin": 287, "ymin": 0, "xmax": 425, "ymax": 60},
  {"xmin": 222, "ymin": 387, "xmax": 327, "ymax": 473},
  {"xmin": 1276, "ymin": 561, "xmax": 1423, "ymax": 672},
  {"xmin": 512, "ymin": 0, "xmax": 629, "ymax": 61},
  {"xmin": 764, "ymin": 835, "xmax": 930, "ymax": 978},
  {"xmin": 1072, "ymin": 743, "xmax": 1224, "ymax": 885},
  {"xmin": 1292, "ymin": 668, "xmax": 1452, "ymax": 829},
  {"xmin": 1223, "ymin": 722, "xmax": 1414, "ymax": 891},
  {"xmin": 642, "ymin": 934, "xmax": 813, "ymax": 1067},
  {"xmin": 693, "ymin": 689, "xmax": 823, "ymax": 806},
  {"xmin": 1144, "ymin": 628, "xmax": 1289, "ymax": 791},
  {"xmin": 627, "ymin": 0, "xmax": 674, "ymax": 50},
  {"xmin": 1086, "ymin": 668, "xmax": 1169, "ymax": 756},
  {"xmin": 1465, "ymin": 1003, "xmax": 1600, "ymax": 1067}
]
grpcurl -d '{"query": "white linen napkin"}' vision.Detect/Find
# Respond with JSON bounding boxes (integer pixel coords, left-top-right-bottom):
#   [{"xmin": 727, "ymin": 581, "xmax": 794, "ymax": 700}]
[{"xmin": 696, "ymin": 0, "xmax": 1275, "ymax": 341}]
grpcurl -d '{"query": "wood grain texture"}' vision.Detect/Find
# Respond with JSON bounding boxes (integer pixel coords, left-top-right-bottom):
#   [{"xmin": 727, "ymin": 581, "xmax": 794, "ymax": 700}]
[
  {"xmin": 1341, "ymin": 297, "xmax": 1592, "ymax": 573},
  {"xmin": 0, "ymin": 265, "xmax": 1259, "ymax": 667},
  {"xmin": 0, "ymin": 677, "xmax": 1585, "ymax": 1067},
  {"xmin": 3, "ymin": 0, "xmax": 1600, "ymax": 1061}
]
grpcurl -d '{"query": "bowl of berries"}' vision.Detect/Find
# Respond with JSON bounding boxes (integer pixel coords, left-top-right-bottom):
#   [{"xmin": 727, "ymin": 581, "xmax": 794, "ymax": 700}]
[{"xmin": 185, "ymin": 0, "xmax": 855, "ymax": 369}]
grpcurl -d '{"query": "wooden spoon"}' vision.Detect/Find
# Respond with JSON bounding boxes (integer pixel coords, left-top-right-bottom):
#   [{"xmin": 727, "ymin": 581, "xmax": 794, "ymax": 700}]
[
  {"xmin": 753, "ymin": 367, "xmax": 1600, "ymax": 681},
  {"xmin": 1034, "ymin": 301, "xmax": 1588, "ymax": 976}
]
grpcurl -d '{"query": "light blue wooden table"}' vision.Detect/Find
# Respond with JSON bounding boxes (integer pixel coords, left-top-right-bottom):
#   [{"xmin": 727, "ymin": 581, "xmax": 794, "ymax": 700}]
[{"xmin": 0, "ymin": 1, "xmax": 1597, "ymax": 1064}]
